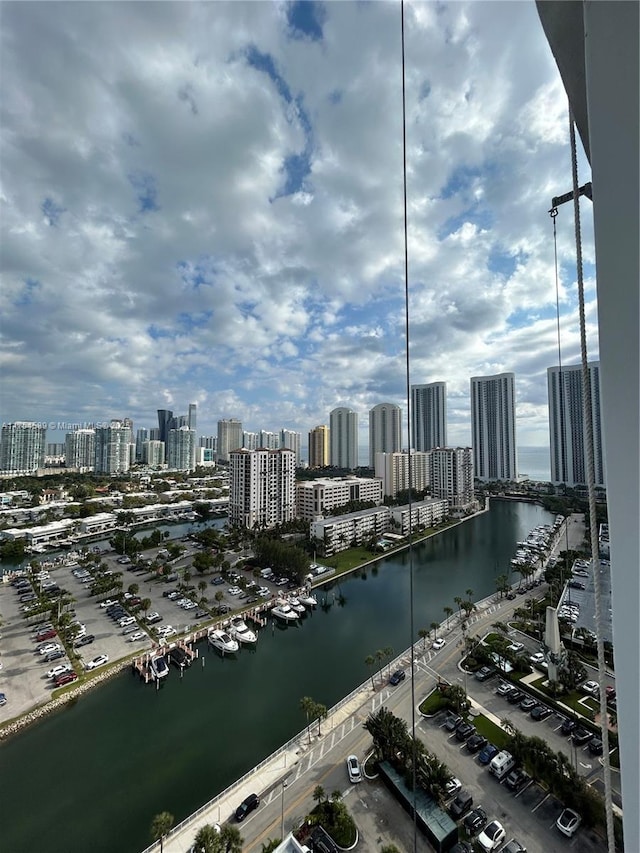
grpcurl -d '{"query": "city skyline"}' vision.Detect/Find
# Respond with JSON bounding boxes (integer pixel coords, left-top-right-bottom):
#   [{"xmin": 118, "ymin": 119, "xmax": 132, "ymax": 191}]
[{"xmin": 1, "ymin": 2, "xmax": 598, "ymax": 450}]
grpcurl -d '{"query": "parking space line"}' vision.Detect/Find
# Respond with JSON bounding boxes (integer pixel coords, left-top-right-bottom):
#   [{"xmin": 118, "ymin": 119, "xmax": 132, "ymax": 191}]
[{"xmin": 532, "ymin": 793, "xmax": 550, "ymax": 812}]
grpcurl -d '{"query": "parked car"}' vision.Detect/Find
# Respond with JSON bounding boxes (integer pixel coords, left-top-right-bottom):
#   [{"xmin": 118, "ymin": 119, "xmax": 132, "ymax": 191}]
[
  {"xmin": 464, "ymin": 806, "xmax": 487, "ymax": 835},
  {"xmin": 444, "ymin": 713, "xmax": 462, "ymax": 732},
  {"xmin": 519, "ymin": 696, "xmax": 537, "ymax": 712},
  {"xmin": 588, "ymin": 738, "xmax": 604, "ymax": 756},
  {"xmin": 44, "ymin": 649, "xmax": 66, "ymax": 663},
  {"xmin": 475, "ymin": 666, "xmax": 496, "ymax": 682},
  {"xmin": 432, "ymin": 638, "xmax": 446, "ymax": 651},
  {"xmin": 35, "ymin": 629, "xmax": 57, "ymax": 642},
  {"xmin": 496, "ymin": 681, "xmax": 514, "ymax": 696},
  {"xmin": 506, "ymin": 689, "xmax": 524, "ymax": 705},
  {"xmin": 449, "ymin": 790, "xmax": 473, "ymax": 819},
  {"xmin": 529, "ymin": 651, "xmax": 545, "ymax": 664},
  {"xmin": 556, "ymin": 808, "xmax": 581, "ymax": 838},
  {"xmin": 561, "ymin": 717, "xmax": 577, "ymax": 735},
  {"xmin": 85, "ymin": 654, "xmax": 109, "ymax": 671},
  {"xmin": 478, "ymin": 820, "xmax": 506, "ymax": 852},
  {"xmin": 507, "ymin": 642, "xmax": 524, "ymax": 653},
  {"xmin": 456, "ymin": 722, "xmax": 476, "ymax": 743},
  {"xmin": 0, "ymin": 692, "xmax": 7, "ymax": 705},
  {"xmin": 54, "ymin": 671, "xmax": 78, "ymax": 687},
  {"xmin": 530, "ymin": 704, "xmax": 552, "ymax": 721},
  {"xmin": 346, "ymin": 754, "xmax": 362, "ymax": 783},
  {"xmin": 47, "ymin": 664, "xmax": 71, "ymax": 679},
  {"xmin": 478, "ymin": 743, "xmax": 499, "ymax": 765},
  {"xmin": 505, "ymin": 768, "xmax": 530, "ymax": 792},
  {"xmin": 129, "ymin": 631, "xmax": 147, "ymax": 642},
  {"xmin": 389, "ymin": 669, "xmax": 406, "ymax": 686},
  {"xmin": 38, "ymin": 643, "xmax": 61, "ymax": 656},
  {"xmin": 466, "ymin": 734, "xmax": 488, "ymax": 753},
  {"xmin": 503, "ymin": 841, "xmax": 527, "ymax": 853},
  {"xmin": 582, "ymin": 680, "xmax": 600, "ymax": 696},
  {"xmin": 572, "ymin": 727, "xmax": 594, "ymax": 746},
  {"xmin": 235, "ymin": 792, "xmax": 260, "ymax": 822},
  {"xmin": 445, "ymin": 777, "xmax": 462, "ymax": 797}
]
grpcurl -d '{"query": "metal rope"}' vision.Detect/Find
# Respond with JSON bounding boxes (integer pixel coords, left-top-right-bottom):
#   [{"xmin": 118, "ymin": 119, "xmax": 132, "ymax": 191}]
[
  {"xmin": 568, "ymin": 108, "xmax": 616, "ymax": 853},
  {"xmin": 400, "ymin": 3, "xmax": 418, "ymax": 850}
]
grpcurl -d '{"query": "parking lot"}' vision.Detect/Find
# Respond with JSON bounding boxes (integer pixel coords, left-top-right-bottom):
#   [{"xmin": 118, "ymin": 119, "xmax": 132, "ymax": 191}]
[{"xmin": 416, "ymin": 709, "xmax": 607, "ymax": 853}]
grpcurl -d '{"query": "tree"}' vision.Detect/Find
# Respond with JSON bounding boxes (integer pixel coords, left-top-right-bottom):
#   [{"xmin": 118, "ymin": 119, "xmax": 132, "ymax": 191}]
[
  {"xmin": 443, "ymin": 606, "xmax": 453, "ymax": 629},
  {"xmin": 365, "ymin": 654, "xmax": 376, "ymax": 689},
  {"xmin": 314, "ymin": 701, "xmax": 328, "ymax": 736},
  {"xmin": 220, "ymin": 825, "xmax": 243, "ymax": 853},
  {"xmin": 375, "ymin": 649, "xmax": 385, "ymax": 683},
  {"xmin": 193, "ymin": 824, "xmax": 222, "ymax": 853},
  {"xmin": 383, "ymin": 646, "xmax": 393, "ymax": 677},
  {"xmin": 150, "ymin": 811, "xmax": 174, "ymax": 853},
  {"xmin": 300, "ymin": 696, "xmax": 316, "ymax": 744},
  {"xmin": 418, "ymin": 628, "xmax": 429, "ymax": 650},
  {"xmin": 313, "ymin": 785, "xmax": 325, "ymax": 805},
  {"xmin": 128, "ymin": 583, "xmax": 139, "ymax": 596},
  {"xmin": 454, "ymin": 596, "xmax": 463, "ymax": 615},
  {"xmin": 430, "ymin": 621, "xmax": 439, "ymax": 640}
]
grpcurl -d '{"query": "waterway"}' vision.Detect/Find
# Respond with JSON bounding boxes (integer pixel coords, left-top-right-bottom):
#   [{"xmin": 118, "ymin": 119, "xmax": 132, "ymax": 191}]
[{"xmin": 1, "ymin": 501, "xmax": 553, "ymax": 853}]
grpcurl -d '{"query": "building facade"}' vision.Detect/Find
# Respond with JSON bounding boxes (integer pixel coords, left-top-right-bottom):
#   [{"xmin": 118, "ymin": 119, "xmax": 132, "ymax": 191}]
[
  {"xmin": 217, "ymin": 418, "xmax": 243, "ymax": 463},
  {"xmin": 0, "ymin": 422, "xmax": 46, "ymax": 474},
  {"xmin": 243, "ymin": 431, "xmax": 259, "ymax": 451},
  {"xmin": 368, "ymin": 403, "xmax": 402, "ymax": 468},
  {"xmin": 308, "ymin": 425, "xmax": 330, "ymax": 468},
  {"xmin": 167, "ymin": 427, "xmax": 195, "ymax": 471},
  {"xmin": 144, "ymin": 440, "xmax": 165, "ymax": 467},
  {"xmin": 280, "ymin": 429, "xmax": 301, "ymax": 465},
  {"xmin": 296, "ymin": 476, "xmax": 383, "ymax": 521},
  {"xmin": 94, "ymin": 422, "xmax": 132, "ymax": 474},
  {"xmin": 547, "ymin": 361, "xmax": 605, "ymax": 487},
  {"xmin": 374, "ymin": 450, "xmax": 431, "ymax": 498},
  {"xmin": 310, "ymin": 506, "xmax": 391, "ymax": 555},
  {"xmin": 259, "ymin": 430, "xmax": 279, "ymax": 450},
  {"xmin": 229, "ymin": 448, "xmax": 296, "ymax": 529},
  {"xmin": 470, "ymin": 372, "xmax": 517, "ymax": 481},
  {"xmin": 329, "ymin": 407, "xmax": 359, "ymax": 469},
  {"xmin": 390, "ymin": 497, "xmax": 449, "ymax": 534},
  {"xmin": 430, "ymin": 447, "xmax": 474, "ymax": 508},
  {"xmin": 412, "ymin": 382, "xmax": 447, "ymax": 451},
  {"xmin": 65, "ymin": 429, "xmax": 96, "ymax": 471}
]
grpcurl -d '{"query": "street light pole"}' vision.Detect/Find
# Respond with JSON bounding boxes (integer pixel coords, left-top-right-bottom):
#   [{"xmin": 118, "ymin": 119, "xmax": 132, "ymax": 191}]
[{"xmin": 281, "ymin": 779, "xmax": 288, "ymax": 841}]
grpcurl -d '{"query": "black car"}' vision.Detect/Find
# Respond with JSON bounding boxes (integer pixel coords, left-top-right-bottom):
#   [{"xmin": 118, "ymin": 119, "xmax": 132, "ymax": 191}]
[
  {"xmin": 389, "ymin": 669, "xmax": 406, "ymax": 686},
  {"xmin": 456, "ymin": 722, "xmax": 476, "ymax": 742},
  {"xmin": 475, "ymin": 666, "xmax": 496, "ymax": 682},
  {"xmin": 506, "ymin": 591, "xmax": 516, "ymax": 600},
  {"xmin": 530, "ymin": 704, "xmax": 552, "ymax": 720},
  {"xmin": 507, "ymin": 689, "xmax": 524, "ymax": 705},
  {"xmin": 466, "ymin": 734, "xmax": 488, "ymax": 753},
  {"xmin": 464, "ymin": 805, "xmax": 487, "ymax": 834},
  {"xmin": 588, "ymin": 737, "xmax": 604, "ymax": 755},
  {"xmin": 503, "ymin": 841, "xmax": 527, "ymax": 853},
  {"xmin": 450, "ymin": 843, "xmax": 473, "ymax": 853},
  {"xmin": 75, "ymin": 634, "xmax": 95, "ymax": 647},
  {"xmin": 449, "ymin": 790, "xmax": 473, "ymax": 819},
  {"xmin": 505, "ymin": 767, "xmax": 530, "ymax": 791},
  {"xmin": 444, "ymin": 713, "xmax": 462, "ymax": 732},
  {"xmin": 561, "ymin": 718, "xmax": 577, "ymax": 735},
  {"xmin": 235, "ymin": 792, "xmax": 259, "ymax": 822},
  {"xmin": 569, "ymin": 580, "xmax": 586, "ymax": 590},
  {"xmin": 572, "ymin": 727, "xmax": 595, "ymax": 746},
  {"xmin": 519, "ymin": 696, "xmax": 537, "ymax": 712}
]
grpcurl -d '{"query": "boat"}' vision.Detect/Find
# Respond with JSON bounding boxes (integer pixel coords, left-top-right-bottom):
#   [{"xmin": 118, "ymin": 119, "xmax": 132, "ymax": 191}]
[
  {"xmin": 298, "ymin": 592, "xmax": 318, "ymax": 608},
  {"xmin": 208, "ymin": 629, "xmax": 239, "ymax": 654},
  {"xmin": 270, "ymin": 600, "xmax": 299, "ymax": 623},
  {"xmin": 149, "ymin": 654, "xmax": 169, "ymax": 680},
  {"xmin": 287, "ymin": 597, "xmax": 306, "ymax": 614},
  {"xmin": 228, "ymin": 618, "xmax": 257, "ymax": 644}
]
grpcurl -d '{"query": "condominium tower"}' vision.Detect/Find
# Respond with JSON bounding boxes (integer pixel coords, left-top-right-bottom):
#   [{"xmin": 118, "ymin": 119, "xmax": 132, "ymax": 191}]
[
  {"xmin": 308, "ymin": 425, "xmax": 330, "ymax": 468},
  {"xmin": 412, "ymin": 382, "xmax": 447, "ymax": 451},
  {"xmin": 217, "ymin": 418, "xmax": 243, "ymax": 463},
  {"xmin": 94, "ymin": 422, "xmax": 131, "ymax": 474},
  {"xmin": 0, "ymin": 422, "xmax": 46, "ymax": 474},
  {"xmin": 280, "ymin": 429, "xmax": 302, "ymax": 465},
  {"xmin": 229, "ymin": 448, "xmax": 296, "ymax": 529},
  {"xmin": 368, "ymin": 403, "xmax": 402, "ymax": 468},
  {"xmin": 470, "ymin": 372, "xmax": 517, "ymax": 481},
  {"xmin": 547, "ymin": 361, "xmax": 605, "ymax": 487},
  {"xmin": 430, "ymin": 447, "xmax": 474, "ymax": 508},
  {"xmin": 329, "ymin": 407, "xmax": 359, "ymax": 469},
  {"xmin": 65, "ymin": 429, "xmax": 95, "ymax": 471},
  {"xmin": 167, "ymin": 427, "xmax": 195, "ymax": 472}
]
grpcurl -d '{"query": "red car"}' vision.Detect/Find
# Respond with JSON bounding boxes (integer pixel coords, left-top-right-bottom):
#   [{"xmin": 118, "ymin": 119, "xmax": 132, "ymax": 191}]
[
  {"xmin": 35, "ymin": 629, "xmax": 57, "ymax": 642},
  {"xmin": 54, "ymin": 671, "xmax": 78, "ymax": 687}
]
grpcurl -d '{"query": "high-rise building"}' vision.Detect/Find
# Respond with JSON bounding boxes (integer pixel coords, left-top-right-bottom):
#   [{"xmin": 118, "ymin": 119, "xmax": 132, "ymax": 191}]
[
  {"xmin": 46, "ymin": 443, "xmax": 66, "ymax": 457},
  {"xmin": 135, "ymin": 429, "xmax": 150, "ymax": 461},
  {"xmin": 0, "ymin": 422, "xmax": 46, "ymax": 473},
  {"xmin": 229, "ymin": 448, "xmax": 296, "ymax": 529},
  {"xmin": 329, "ymin": 407, "xmax": 358, "ymax": 469},
  {"xmin": 308, "ymin": 425, "xmax": 330, "ymax": 468},
  {"xmin": 167, "ymin": 427, "xmax": 195, "ymax": 471},
  {"xmin": 280, "ymin": 429, "xmax": 301, "ymax": 465},
  {"xmin": 470, "ymin": 372, "xmax": 517, "ymax": 481},
  {"xmin": 430, "ymin": 447, "xmax": 474, "ymax": 507},
  {"xmin": 94, "ymin": 422, "xmax": 131, "ymax": 474},
  {"xmin": 217, "ymin": 418, "xmax": 243, "ymax": 463},
  {"xmin": 369, "ymin": 403, "xmax": 402, "ymax": 468},
  {"xmin": 188, "ymin": 403, "xmax": 197, "ymax": 431},
  {"xmin": 199, "ymin": 435, "xmax": 216, "ymax": 451},
  {"xmin": 65, "ymin": 429, "xmax": 95, "ymax": 471},
  {"xmin": 412, "ymin": 382, "xmax": 447, "ymax": 451},
  {"xmin": 374, "ymin": 451, "xmax": 431, "ymax": 498},
  {"xmin": 243, "ymin": 431, "xmax": 259, "ymax": 451},
  {"xmin": 259, "ymin": 430, "xmax": 279, "ymax": 450},
  {"xmin": 157, "ymin": 409, "xmax": 173, "ymax": 447},
  {"xmin": 548, "ymin": 361, "xmax": 605, "ymax": 487},
  {"xmin": 144, "ymin": 440, "xmax": 165, "ymax": 467}
]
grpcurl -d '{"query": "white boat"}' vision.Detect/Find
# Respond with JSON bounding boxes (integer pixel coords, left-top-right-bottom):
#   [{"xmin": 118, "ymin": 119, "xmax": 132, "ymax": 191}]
[
  {"xmin": 208, "ymin": 629, "xmax": 239, "ymax": 654},
  {"xmin": 298, "ymin": 592, "xmax": 318, "ymax": 608},
  {"xmin": 287, "ymin": 597, "xmax": 306, "ymax": 614},
  {"xmin": 228, "ymin": 618, "xmax": 257, "ymax": 644},
  {"xmin": 270, "ymin": 601, "xmax": 299, "ymax": 623},
  {"xmin": 150, "ymin": 655, "xmax": 169, "ymax": 680}
]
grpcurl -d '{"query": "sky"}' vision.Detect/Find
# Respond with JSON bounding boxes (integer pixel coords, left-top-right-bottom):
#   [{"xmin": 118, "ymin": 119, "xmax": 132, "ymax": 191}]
[{"xmin": 1, "ymin": 0, "xmax": 599, "ymax": 456}]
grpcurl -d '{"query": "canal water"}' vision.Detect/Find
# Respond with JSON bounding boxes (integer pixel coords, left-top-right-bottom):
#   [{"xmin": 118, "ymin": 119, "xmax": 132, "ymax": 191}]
[{"xmin": 1, "ymin": 501, "xmax": 552, "ymax": 853}]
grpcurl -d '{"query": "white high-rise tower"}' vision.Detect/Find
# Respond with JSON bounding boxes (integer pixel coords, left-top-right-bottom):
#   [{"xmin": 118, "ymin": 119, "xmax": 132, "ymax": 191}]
[
  {"xmin": 369, "ymin": 403, "xmax": 402, "ymax": 468},
  {"xmin": 411, "ymin": 382, "xmax": 447, "ymax": 451},
  {"xmin": 329, "ymin": 407, "xmax": 358, "ymax": 469},
  {"xmin": 470, "ymin": 372, "xmax": 517, "ymax": 481}
]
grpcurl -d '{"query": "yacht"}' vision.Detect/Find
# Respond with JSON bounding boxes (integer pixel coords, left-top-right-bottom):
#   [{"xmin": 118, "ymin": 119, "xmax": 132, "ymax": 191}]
[
  {"xmin": 149, "ymin": 654, "xmax": 169, "ymax": 680},
  {"xmin": 228, "ymin": 617, "xmax": 257, "ymax": 644},
  {"xmin": 270, "ymin": 600, "xmax": 299, "ymax": 623},
  {"xmin": 208, "ymin": 629, "xmax": 239, "ymax": 654},
  {"xmin": 298, "ymin": 592, "xmax": 318, "ymax": 608},
  {"xmin": 287, "ymin": 597, "xmax": 307, "ymax": 615}
]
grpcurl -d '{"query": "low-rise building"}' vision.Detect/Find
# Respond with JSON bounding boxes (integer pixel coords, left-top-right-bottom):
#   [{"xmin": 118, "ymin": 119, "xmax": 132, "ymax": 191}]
[
  {"xmin": 390, "ymin": 497, "xmax": 448, "ymax": 535},
  {"xmin": 296, "ymin": 476, "xmax": 383, "ymax": 521},
  {"xmin": 310, "ymin": 505, "xmax": 391, "ymax": 555}
]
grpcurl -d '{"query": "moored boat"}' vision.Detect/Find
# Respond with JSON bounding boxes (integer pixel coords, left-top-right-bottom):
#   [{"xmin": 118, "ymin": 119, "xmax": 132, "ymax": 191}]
[
  {"xmin": 228, "ymin": 617, "xmax": 257, "ymax": 644},
  {"xmin": 270, "ymin": 600, "xmax": 299, "ymax": 623},
  {"xmin": 208, "ymin": 629, "xmax": 240, "ymax": 654},
  {"xmin": 150, "ymin": 654, "xmax": 169, "ymax": 680}
]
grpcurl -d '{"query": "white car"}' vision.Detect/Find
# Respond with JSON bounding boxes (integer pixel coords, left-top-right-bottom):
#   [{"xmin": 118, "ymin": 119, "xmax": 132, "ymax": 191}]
[
  {"xmin": 529, "ymin": 651, "xmax": 545, "ymax": 664},
  {"xmin": 346, "ymin": 754, "xmax": 362, "ymax": 783},
  {"xmin": 556, "ymin": 808, "xmax": 581, "ymax": 837},
  {"xmin": 507, "ymin": 641, "xmax": 524, "ymax": 653},
  {"xmin": 445, "ymin": 777, "xmax": 462, "ymax": 797},
  {"xmin": 432, "ymin": 638, "xmax": 446, "ymax": 651},
  {"xmin": 119, "ymin": 616, "xmax": 136, "ymax": 628},
  {"xmin": 582, "ymin": 680, "xmax": 600, "ymax": 696},
  {"xmin": 227, "ymin": 586, "xmax": 241, "ymax": 595},
  {"xmin": 128, "ymin": 631, "xmax": 147, "ymax": 642},
  {"xmin": 478, "ymin": 820, "xmax": 506, "ymax": 851},
  {"xmin": 183, "ymin": 602, "xmax": 197, "ymax": 610},
  {"xmin": 99, "ymin": 598, "xmax": 117, "ymax": 608},
  {"xmin": 47, "ymin": 664, "xmax": 71, "ymax": 679},
  {"xmin": 39, "ymin": 643, "xmax": 62, "ymax": 656},
  {"xmin": 85, "ymin": 654, "xmax": 109, "ymax": 671},
  {"xmin": 258, "ymin": 587, "xmax": 271, "ymax": 597}
]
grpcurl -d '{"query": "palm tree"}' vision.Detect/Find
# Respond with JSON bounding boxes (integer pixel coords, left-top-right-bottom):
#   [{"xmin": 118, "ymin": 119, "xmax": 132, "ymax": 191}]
[
  {"xmin": 443, "ymin": 606, "xmax": 453, "ymax": 629},
  {"xmin": 418, "ymin": 628, "xmax": 429, "ymax": 650},
  {"xmin": 141, "ymin": 598, "xmax": 152, "ymax": 618},
  {"xmin": 364, "ymin": 654, "xmax": 376, "ymax": 689},
  {"xmin": 193, "ymin": 823, "xmax": 222, "ymax": 852},
  {"xmin": 383, "ymin": 646, "xmax": 393, "ymax": 677},
  {"xmin": 198, "ymin": 579, "xmax": 207, "ymax": 597},
  {"xmin": 430, "ymin": 621, "xmax": 439, "ymax": 640},
  {"xmin": 375, "ymin": 649, "xmax": 385, "ymax": 683},
  {"xmin": 312, "ymin": 785, "xmax": 325, "ymax": 805},
  {"xmin": 314, "ymin": 701, "xmax": 327, "ymax": 736},
  {"xmin": 150, "ymin": 811, "xmax": 174, "ymax": 853},
  {"xmin": 220, "ymin": 825, "xmax": 243, "ymax": 853},
  {"xmin": 300, "ymin": 696, "xmax": 315, "ymax": 744}
]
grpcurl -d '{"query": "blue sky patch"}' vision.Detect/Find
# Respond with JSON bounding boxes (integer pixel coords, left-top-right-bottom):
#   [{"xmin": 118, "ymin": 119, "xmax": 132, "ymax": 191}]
[
  {"xmin": 328, "ymin": 89, "xmax": 342, "ymax": 105},
  {"xmin": 437, "ymin": 206, "xmax": 492, "ymax": 241},
  {"xmin": 16, "ymin": 277, "xmax": 41, "ymax": 306},
  {"xmin": 41, "ymin": 197, "xmax": 65, "ymax": 226},
  {"xmin": 245, "ymin": 46, "xmax": 292, "ymax": 104},
  {"xmin": 488, "ymin": 247, "xmax": 518, "ymax": 278},
  {"xmin": 128, "ymin": 171, "xmax": 159, "ymax": 213},
  {"xmin": 286, "ymin": 1, "xmax": 326, "ymax": 41}
]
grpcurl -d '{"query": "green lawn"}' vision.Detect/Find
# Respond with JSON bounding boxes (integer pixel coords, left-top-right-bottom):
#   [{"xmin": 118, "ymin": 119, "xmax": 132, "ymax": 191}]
[
  {"xmin": 472, "ymin": 714, "xmax": 510, "ymax": 750},
  {"xmin": 418, "ymin": 691, "xmax": 448, "ymax": 716}
]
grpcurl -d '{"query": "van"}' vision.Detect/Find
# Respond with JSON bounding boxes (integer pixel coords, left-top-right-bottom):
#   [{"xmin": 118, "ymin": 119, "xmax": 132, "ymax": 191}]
[
  {"xmin": 489, "ymin": 749, "xmax": 515, "ymax": 780},
  {"xmin": 260, "ymin": 568, "xmax": 274, "ymax": 579}
]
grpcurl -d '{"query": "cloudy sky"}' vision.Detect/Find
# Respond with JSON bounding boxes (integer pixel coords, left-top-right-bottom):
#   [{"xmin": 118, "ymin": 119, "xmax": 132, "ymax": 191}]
[{"xmin": 1, "ymin": 0, "xmax": 598, "ymax": 458}]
